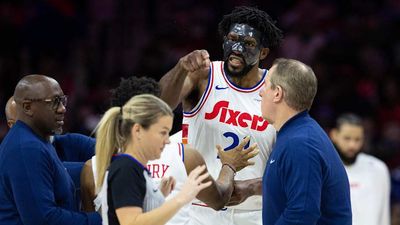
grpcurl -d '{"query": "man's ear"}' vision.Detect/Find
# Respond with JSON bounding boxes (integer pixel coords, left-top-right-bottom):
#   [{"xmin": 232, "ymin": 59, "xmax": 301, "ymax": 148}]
[
  {"xmin": 22, "ymin": 101, "xmax": 34, "ymax": 117},
  {"xmin": 272, "ymin": 85, "xmax": 284, "ymax": 103},
  {"xmin": 7, "ymin": 120, "xmax": 15, "ymax": 128},
  {"xmin": 259, "ymin": 47, "xmax": 270, "ymax": 60},
  {"xmin": 329, "ymin": 129, "xmax": 338, "ymax": 141}
]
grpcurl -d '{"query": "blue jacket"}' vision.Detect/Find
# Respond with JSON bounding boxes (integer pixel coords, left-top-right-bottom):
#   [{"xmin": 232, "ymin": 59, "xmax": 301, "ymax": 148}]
[
  {"xmin": 0, "ymin": 121, "xmax": 101, "ymax": 225},
  {"xmin": 262, "ymin": 111, "xmax": 352, "ymax": 225}
]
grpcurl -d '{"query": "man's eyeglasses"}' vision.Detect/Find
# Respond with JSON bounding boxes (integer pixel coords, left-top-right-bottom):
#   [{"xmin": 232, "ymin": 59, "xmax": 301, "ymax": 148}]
[{"xmin": 25, "ymin": 95, "xmax": 68, "ymax": 110}]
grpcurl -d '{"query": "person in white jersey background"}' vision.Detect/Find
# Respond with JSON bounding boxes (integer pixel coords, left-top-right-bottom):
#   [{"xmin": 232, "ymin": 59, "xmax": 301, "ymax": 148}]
[
  {"xmin": 81, "ymin": 76, "xmax": 259, "ymax": 225},
  {"xmin": 330, "ymin": 113, "xmax": 390, "ymax": 225},
  {"xmin": 159, "ymin": 6, "xmax": 283, "ymax": 225}
]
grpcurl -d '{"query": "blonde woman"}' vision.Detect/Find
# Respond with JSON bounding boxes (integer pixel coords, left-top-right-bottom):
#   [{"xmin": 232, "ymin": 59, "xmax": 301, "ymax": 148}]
[{"xmin": 95, "ymin": 94, "xmax": 211, "ymax": 225}]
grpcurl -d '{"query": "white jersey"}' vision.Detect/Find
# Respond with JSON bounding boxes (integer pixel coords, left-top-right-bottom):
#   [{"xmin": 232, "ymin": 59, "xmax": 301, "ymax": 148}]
[
  {"xmin": 183, "ymin": 61, "xmax": 276, "ymax": 210},
  {"xmin": 346, "ymin": 153, "xmax": 390, "ymax": 225},
  {"xmin": 92, "ymin": 142, "xmax": 190, "ymax": 225},
  {"xmin": 148, "ymin": 142, "xmax": 190, "ymax": 225},
  {"xmin": 169, "ymin": 130, "xmax": 182, "ymax": 143}
]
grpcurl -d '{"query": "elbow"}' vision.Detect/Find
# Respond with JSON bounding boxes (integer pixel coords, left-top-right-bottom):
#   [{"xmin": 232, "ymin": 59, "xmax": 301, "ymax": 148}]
[
  {"xmin": 196, "ymin": 194, "xmax": 228, "ymax": 211},
  {"xmin": 196, "ymin": 183, "xmax": 232, "ymax": 211},
  {"xmin": 204, "ymin": 192, "xmax": 230, "ymax": 211}
]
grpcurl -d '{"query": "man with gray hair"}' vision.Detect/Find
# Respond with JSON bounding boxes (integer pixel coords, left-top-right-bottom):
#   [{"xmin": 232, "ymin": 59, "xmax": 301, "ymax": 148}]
[
  {"xmin": 0, "ymin": 75, "xmax": 101, "ymax": 225},
  {"xmin": 259, "ymin": 58, "xmax": 352, "ymax": 224}
]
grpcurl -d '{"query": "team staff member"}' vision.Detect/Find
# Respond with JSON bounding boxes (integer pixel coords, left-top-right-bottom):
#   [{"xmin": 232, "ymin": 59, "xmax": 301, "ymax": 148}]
[
  {"xmin": 0, "ymin": 75, "xmax": 101, "ymax": 225},
  {"xmin": 260, "ymin": 58, "xmax": 352, "ymax": 224},
  {"xmin": 5, "ymin": 95, "xmax": 95, "ymax": 205}
]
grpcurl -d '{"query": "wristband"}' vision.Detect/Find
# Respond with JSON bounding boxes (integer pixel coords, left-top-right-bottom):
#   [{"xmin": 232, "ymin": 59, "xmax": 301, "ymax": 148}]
[{"xmin": 222, "ymin": 163, "xmax": 237, "ymax": 176}]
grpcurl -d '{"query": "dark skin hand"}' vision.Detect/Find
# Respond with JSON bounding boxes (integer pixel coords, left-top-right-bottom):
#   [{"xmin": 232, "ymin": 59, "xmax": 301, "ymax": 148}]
[
  {"xmin": 184, "ymin": 137, "xmax": 259, "ymax": 210},
  {"xmin": 227, "ymin": 178, "xmax": 262, "ymax": 206}
]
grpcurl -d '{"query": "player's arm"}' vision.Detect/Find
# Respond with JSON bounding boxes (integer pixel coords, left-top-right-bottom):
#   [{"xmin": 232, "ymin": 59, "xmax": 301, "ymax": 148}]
[
  {"xmin": 227, "ymin": 178, "xmax": 262, "ymax": 206},
  {"xmin": 159, "ymin": 50, "xmax": 210, "ymax": 110},
  {"xmin": 53, "ymin": 133, "xmax": 95, "ymax": 162},
  {"xmin": 183, "ymin": 137, "xmax": 258, "ymax": 210},
  {"xmin": 80, "ymin": 159, "xmax": 96, "ymax": 212}
]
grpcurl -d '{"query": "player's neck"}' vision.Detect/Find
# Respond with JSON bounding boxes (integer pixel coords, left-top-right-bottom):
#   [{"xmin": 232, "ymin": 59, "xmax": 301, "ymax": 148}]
[{"xmin": 228, "ymin": 67, "xmax": 263, "ymax": 88}]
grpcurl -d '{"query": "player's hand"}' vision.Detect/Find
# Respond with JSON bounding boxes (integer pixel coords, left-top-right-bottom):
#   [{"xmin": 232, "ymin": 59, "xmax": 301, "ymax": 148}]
[
  {"xmin": 159, "ymin": 176, "xmax": 176, "ymax": 197},
  {"xmin": 175, "ymin": 165, "xmax": 211, "ymax": 205},
  {"xmin": 227, "ymin": 180, "xmax": 254, "ymax": 206},
  {"xmin": 217, "ymin": 136, "xmax": 259, "ymax": 172},
  {"xmin": 178, "ymin": 50, "xmax": 210, "ymax": 73}
]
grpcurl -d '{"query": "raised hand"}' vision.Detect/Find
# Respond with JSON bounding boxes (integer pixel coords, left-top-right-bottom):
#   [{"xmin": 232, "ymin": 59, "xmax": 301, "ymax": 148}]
[
  {"xmin": 216, "ymin": 136, "xmax": 259, "ymax": 172},
  {"xmin": 178, "ymin": 50, "xmax": 211, "ymax": 73}
]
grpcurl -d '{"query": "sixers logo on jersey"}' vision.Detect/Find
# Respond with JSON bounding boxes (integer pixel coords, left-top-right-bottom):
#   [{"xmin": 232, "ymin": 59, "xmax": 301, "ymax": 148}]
[{"xmin": 204, "ymin": 101, "xmax": 268, "ymax": 131}]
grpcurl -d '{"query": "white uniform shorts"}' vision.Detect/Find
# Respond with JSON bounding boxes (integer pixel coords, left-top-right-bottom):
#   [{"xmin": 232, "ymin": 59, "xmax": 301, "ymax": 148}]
[{"xmin": 189, "ymin": 204, "xmax": 262, "ymax": 225}]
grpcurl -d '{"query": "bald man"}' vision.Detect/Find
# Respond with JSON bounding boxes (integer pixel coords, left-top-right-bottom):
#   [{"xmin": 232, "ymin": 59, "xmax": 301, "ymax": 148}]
[
  {"xmin": 0, "ymin": 75, "xmax": 101, "ymax": 225},
  {"xmin": 5, "ymin": 96, "xmax": 16, "ymax": 128},
  {"xmin": 4, "ymin": 95, "xmax": 95, "ymax": 200},
  {"xmin": 5, "ymin": 95, "xmax": 95, "ymax": 162}
]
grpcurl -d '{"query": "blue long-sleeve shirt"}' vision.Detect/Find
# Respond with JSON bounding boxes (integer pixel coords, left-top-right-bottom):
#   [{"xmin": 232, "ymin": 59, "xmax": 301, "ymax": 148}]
[
  {"xmin": 52, "ymin": 133, "xmax": 95, "ymax": 162},
  {"xmin": 0, "ymin": 121, "xmax": 101, "ymax": 225},
  {"xmin": 49, "ymin": 131, "xmax": 96, "ymax": 209},
  {"xmin": 53, "ymin": 133, "xmax": 96, "ymax": 191},
  {"xmin": 262, "ymin": 111, "xmax": 352, "ymax": 225}
]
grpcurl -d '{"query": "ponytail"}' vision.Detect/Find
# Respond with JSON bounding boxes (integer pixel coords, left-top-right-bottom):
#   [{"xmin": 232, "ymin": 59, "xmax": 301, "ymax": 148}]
[{"xmin": 95, "ymin": 107, "xmax": 122, "ymax": 193}]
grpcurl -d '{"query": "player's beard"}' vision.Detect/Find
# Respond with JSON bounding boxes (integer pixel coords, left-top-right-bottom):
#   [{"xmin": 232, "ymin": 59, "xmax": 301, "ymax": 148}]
[
  {"xmin": 333, "ymin": 144, "xmax": 360, "ymax": 165},
  {"xmin": 224, "ymin": 58, "xmax": 255, "ymax": 78}
]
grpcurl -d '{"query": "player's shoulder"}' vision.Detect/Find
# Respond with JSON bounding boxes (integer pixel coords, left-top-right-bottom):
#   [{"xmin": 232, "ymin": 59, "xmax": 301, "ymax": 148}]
[
  {"xmin": 163, "ymin": 142, "xmax": 181, "ymax": 152},
  {"xmin": 169, "ymin": 131, "xmax": 182, "ymax": 143},
  {"xmin": 154, "ymin": 142, "xmax": 184, "ymax": 163},
  {"xmin": 358, "ymin": 153, "xmax": 389, "ymax": 172}
]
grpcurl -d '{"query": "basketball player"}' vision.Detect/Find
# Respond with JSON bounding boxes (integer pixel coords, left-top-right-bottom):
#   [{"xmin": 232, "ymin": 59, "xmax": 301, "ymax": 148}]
[
  {"xmin": 330, "ymin": 113, "xmax": 390, "ymax": 225},
  {"xmin": 159, "ymin": 6, "xmax": 283, "ymax": 225}
]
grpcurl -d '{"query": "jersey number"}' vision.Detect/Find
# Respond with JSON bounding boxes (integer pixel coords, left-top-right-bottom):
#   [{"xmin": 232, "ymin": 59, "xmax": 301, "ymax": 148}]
[{"xmin": 217, "ymin": 132, "xmax": 250, "ymax": 158}]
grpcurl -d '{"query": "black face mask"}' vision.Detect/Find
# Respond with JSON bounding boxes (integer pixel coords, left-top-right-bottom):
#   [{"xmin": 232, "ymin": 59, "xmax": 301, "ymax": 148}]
[
  {"xmin": 223, "ymin": 24, "xmax": 263, "ymax": 77},
  {"xmin": 333, "ymin": 143, "xmax": 360, "ymax": 165}
]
